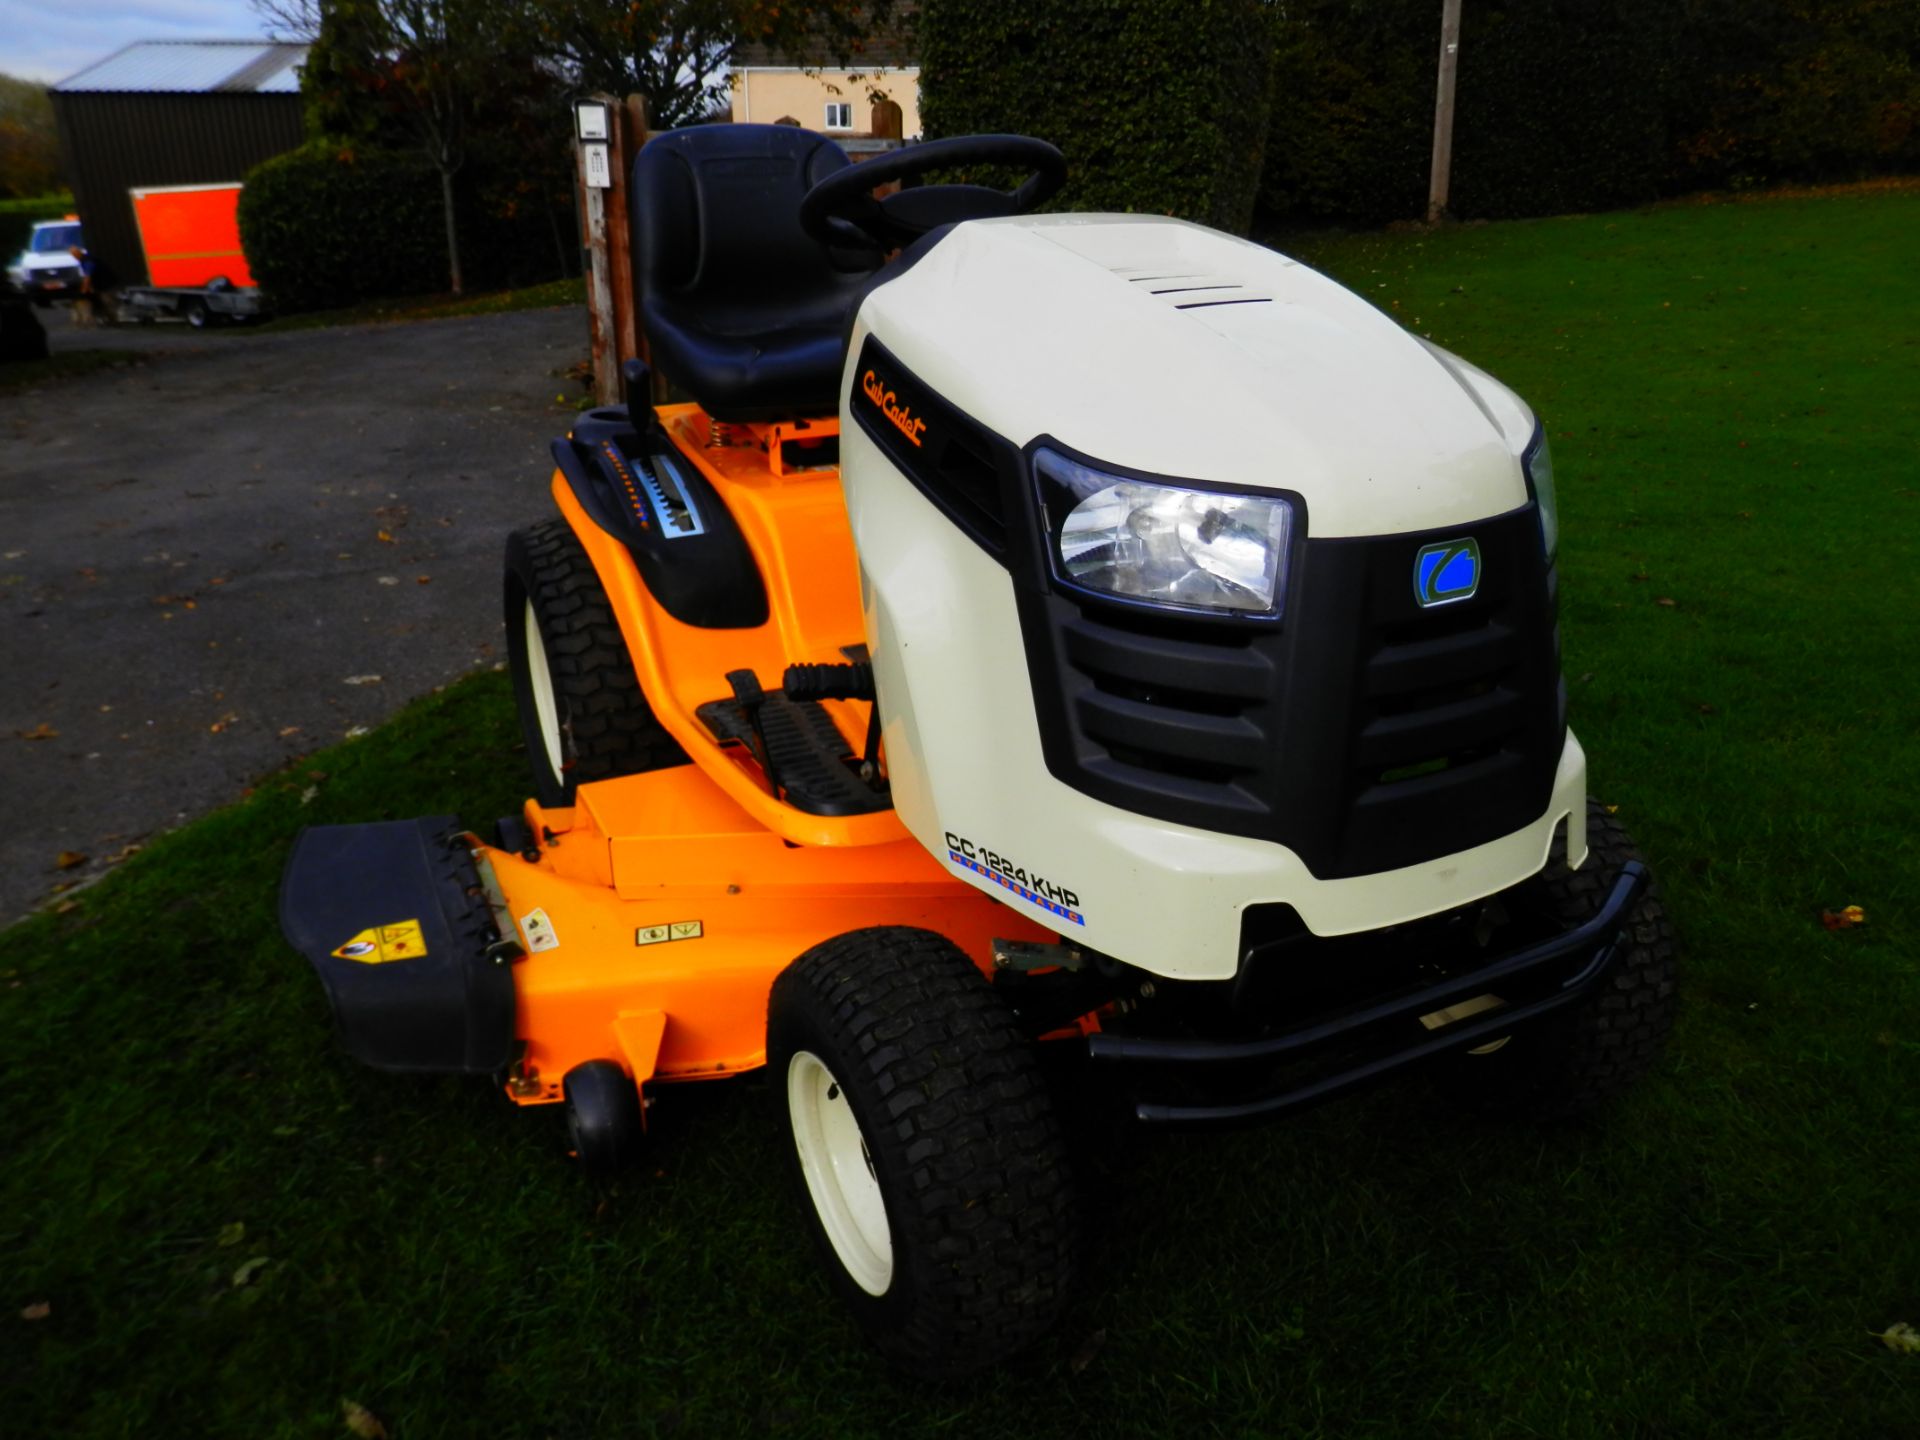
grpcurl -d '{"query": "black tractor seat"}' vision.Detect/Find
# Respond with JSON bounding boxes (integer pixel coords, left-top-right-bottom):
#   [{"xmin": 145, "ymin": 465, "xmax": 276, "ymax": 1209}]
[{"xmin": 631, "ymin": 125, "xmax": 881, "ymax": 423}]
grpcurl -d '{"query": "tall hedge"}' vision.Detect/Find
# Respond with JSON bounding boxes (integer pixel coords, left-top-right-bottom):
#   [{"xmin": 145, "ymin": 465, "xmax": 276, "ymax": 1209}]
[
  {"xmin": 1258, "ymin": 0, "xmax": 1920, "ymax": 227},
  {"xmin": 238, "ymin": 142, "xmax": 573, "ymax": 312},
  {"xmin": 238, "ymin": 143, "xmax": 446, "ymax": 310},
  {"xmin": 918, "ymin": 0, "xmax": 1278, "ymax": 235}
]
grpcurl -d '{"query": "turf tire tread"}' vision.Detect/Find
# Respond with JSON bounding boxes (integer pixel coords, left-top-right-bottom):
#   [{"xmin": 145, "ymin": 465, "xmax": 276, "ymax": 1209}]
[{"xmin": 768, "ymin": 927, "xmax": 1079, "ymax": 1380}]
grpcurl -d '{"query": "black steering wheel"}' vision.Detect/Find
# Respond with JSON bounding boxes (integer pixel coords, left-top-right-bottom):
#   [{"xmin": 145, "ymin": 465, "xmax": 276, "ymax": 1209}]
[{"xmin": 800, "ymin": 134, "xmax": 1067, "ymax": 253}]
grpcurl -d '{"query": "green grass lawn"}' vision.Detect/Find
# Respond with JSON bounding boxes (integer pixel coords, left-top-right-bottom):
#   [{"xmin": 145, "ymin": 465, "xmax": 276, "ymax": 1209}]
[{"xmin": 6, "ymin": 189, "xmax": 1918, "ymax": 1438}]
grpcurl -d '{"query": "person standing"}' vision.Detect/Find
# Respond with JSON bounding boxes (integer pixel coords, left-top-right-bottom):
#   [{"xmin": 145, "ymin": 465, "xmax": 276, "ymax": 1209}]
[{"xmin": 69, "ymin": 244, "xmax": 96, "ymax": 327}]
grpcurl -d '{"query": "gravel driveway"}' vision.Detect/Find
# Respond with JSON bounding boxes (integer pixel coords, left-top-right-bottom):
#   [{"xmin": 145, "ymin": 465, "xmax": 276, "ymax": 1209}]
[{"xmin": 0, "ymin": 308, "xmax": 590, "ymax": 926}]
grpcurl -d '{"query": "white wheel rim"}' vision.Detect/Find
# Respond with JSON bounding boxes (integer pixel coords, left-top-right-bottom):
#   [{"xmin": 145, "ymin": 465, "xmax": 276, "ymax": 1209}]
[
  {"xmin": 787, "ymin": 1050, "xmax": 892, "ymax": 1296},
  {"xmin": 522, "ymin": 599, "xmax": 565, "ymax": 781}
]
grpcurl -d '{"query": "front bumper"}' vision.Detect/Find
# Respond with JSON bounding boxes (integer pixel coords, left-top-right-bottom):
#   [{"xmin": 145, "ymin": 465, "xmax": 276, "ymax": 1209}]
[{"xmin": 1087, "ymin": 861, "xmax": 1647, "ymax": 1124}]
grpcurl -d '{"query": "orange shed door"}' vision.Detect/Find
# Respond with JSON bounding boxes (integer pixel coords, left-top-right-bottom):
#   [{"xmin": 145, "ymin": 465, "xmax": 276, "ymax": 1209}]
[{"xmin": 130, "ymin": 183, "xmax": 254, "ymax": 288}]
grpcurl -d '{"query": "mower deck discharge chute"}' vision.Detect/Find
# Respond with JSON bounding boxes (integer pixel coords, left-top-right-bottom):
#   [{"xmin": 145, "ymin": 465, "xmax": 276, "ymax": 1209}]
[{"xmin": 281, "ymin": 125, "xmax": 1677, "ymax": 1377}]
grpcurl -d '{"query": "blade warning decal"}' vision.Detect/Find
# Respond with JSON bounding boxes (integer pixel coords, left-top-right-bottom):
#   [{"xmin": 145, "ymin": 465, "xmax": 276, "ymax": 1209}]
[{"xmin": 331, "ymin": 919, "xmax": 428, "ymax": 964}]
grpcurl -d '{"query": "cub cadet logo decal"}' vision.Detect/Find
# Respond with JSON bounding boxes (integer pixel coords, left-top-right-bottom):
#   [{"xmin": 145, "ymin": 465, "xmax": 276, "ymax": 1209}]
[
  {"xmin": 1414, "ymin": 537, "xmax": 1482, "ymax": 608},
  {"xmin": 945, "ymin": 832, "xmax": 1085, "ymax": 926},
  {"xmin": 331, "ymin": 919, "xmax": 427, "ymax": 964},
  {"xmin": 861, "ymin": 369, "xmax": 928, "ymax": 448}
]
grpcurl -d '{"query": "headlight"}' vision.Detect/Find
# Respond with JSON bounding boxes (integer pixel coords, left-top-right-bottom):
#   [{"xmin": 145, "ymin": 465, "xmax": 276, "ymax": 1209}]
[
  {"xmin": 1524, "ymin": 422, "xmax": 1557, "ymax": 560},
  {"xmin": 1035, "ymin": 448, "xmax": 1292, "ymax": 615}
]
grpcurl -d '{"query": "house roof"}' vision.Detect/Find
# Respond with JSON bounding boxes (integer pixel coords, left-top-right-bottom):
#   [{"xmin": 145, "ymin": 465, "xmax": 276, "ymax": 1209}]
[
  {"xmin": 735, "ymin": 5, "xmax": 917, "ymax": 69},
  {"xmin": 54, "ymin": 41, "xmax": 309, "ymax": 95}
]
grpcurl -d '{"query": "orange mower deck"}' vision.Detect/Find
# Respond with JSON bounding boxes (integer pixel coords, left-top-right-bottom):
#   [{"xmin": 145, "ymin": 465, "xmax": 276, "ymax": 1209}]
[{"xmin": 482, "ymin": 762, "xmax": 1053, "ymax": 1108}]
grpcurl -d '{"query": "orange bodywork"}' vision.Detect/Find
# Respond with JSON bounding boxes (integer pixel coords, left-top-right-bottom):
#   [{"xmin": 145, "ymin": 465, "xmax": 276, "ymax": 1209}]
[
  {"xmin": 130, "ymin": 184, "xmax": 254, "ymax": 288},
  {"xmin": 489, "ymin": 407, "xmax": 1056, "ymax": 1108}
]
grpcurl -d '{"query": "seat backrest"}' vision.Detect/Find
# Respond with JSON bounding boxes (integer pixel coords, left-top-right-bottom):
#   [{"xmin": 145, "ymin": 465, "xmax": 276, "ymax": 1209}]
[{"xmin": 631, "ymin": 125, "xmax": 874, "ymax": 325}]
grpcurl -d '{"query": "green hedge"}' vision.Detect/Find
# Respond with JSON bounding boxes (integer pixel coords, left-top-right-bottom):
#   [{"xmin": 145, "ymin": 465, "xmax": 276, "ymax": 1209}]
[
  {"xmin": 238, "ymin": 143, "xmax": 446, "ymax": 310},
  {"xmin": 238, "ymin": 143, "xmax": 573, "ymax": 313},
  {"xmin": 1258, "ymin": 0, "xmax": 1920, "ymax": 226},
  {"xmin": 918, "ymin": 0, "xmax": 1277, "ymax": 235}
]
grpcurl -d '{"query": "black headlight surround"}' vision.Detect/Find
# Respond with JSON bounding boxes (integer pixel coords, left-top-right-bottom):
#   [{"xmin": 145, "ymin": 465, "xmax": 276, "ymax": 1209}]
[{"xmin": 1023, "ymin": 433, "xmax": 1310, "ymax": 630}]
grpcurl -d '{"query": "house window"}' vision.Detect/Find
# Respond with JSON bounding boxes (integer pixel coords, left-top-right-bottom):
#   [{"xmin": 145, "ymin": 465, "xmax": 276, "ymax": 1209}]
[{"xmin": 824, "ymin": 102, "xmax": 853, "ymax": 131}]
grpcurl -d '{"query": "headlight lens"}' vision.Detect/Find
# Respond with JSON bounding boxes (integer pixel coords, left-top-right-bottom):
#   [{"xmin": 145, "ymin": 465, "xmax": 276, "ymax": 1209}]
[
  {"xmin": 1036, "ymin": 448, "xmax": 1292, "ymax": 614},
  {"xmin": 1524, "ymin": 424, "xmax": 1557, "ymax": 560}
]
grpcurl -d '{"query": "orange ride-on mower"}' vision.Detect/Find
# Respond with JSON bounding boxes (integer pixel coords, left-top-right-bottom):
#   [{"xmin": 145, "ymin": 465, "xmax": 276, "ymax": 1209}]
[{"xmin": 280, "ymin": 126, "xmax": 1677, "ymax": 1377}]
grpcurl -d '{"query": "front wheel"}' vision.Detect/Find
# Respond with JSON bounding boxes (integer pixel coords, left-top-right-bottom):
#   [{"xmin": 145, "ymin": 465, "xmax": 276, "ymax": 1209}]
[
  {"xmin": 1441, "ymin": 798, "xmax": 1678, "ymax": 1118},
  {"xmin": 767, "ymin": 928, "xmax": 1079, "ymax": 1379}
]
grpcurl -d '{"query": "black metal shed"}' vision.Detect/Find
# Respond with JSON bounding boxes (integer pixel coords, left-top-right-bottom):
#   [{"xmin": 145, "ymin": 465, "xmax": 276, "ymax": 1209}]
[{"xmin": 50, "ymin": 41, "xmax": 308, "ymax": 287}]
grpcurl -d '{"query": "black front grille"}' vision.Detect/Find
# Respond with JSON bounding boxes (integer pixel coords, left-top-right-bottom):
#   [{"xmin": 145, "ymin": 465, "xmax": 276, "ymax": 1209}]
[{"xmin": 1017, "ymin": 504, "xmax": 1566, "ymax": 879}]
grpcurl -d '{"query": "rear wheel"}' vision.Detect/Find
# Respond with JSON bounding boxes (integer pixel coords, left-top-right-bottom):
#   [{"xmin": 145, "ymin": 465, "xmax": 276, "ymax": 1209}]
[
  {"xmin": 1442, "ymin": 798, "xmax": 1678, "ymax": 1118},
  {"xmin": 767, "ymin": 928, "xmax": 1078, "ymax": 1379},
  {"xmin": 184, "ymin": 299, "xmax": 210, "ymax": 329},
  {"xmin": 504, "ymin": 519, "xmax": 684, "ymax": 805}
]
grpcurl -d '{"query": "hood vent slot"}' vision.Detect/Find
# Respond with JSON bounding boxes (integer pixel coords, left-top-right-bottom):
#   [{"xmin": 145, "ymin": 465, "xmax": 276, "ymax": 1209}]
[{"xmin": 1110, "ymin": 265, "xmax": 1273, "ymax": 311}]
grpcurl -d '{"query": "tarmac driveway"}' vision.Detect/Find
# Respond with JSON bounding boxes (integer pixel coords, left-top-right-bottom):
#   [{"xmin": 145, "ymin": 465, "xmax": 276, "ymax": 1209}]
[{"xmin": 0, "ymin": 307, "xmax": 590, "ymax": 926}]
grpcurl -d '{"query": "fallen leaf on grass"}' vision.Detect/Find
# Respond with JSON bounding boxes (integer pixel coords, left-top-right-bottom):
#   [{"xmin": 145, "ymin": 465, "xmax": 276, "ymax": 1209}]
[
  {"xmin": 18, "ymin": 723, "xmax": 58, "ymax": 740},
  {"xmin": 300, "ymin": 785, "xmax": 319, "ymax": 805},
  {"xmin": 230, "ymin": 1255, "xmax": 269, "ymax": 1288},
  {"xmin": 1656, "ymin": 596, "xmax": 1677, "ymax": 608},
  {"xmin": 342, "ymin": 1399, "xmax": 389, "ymax": 1439},
  {"xmin": 217, "ymin": 1221, "xmax": 246, "ymax": 1248},
  {"xmin": 1872, "ymin": 1322, "xmax": 1920, "ymax": 1353},
  {"xmin": 1821, "ymin": 905, "xmax": 1867, "ymax": 931},
  {"xmin": 55, "ymin": 850, "xmax": 87, "ymax": 870},
  {"xmin": 344, "ymin": 726, "xmax": 370, "ymax": 739},
  {"xmin": 21, "ymin": 1301, "xmax": 50, "ymax": 1321}
]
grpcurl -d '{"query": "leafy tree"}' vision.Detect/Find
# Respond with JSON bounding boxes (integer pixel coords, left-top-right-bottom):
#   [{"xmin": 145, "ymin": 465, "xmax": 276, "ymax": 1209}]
[
  {"xmin": 259, "ymin": 0, "xmax": 546, "ymax": 295},
  {"xmin": 0, "ymin": 74, "xmax": 62, "ymax": 200},
  {"xmin": 526, "ymin": 0, "xmax": 898, "ymax": 131}
]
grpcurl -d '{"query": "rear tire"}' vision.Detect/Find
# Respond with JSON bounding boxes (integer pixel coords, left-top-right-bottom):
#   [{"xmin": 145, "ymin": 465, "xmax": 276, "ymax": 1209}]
[
  {"xmin": 767, "ymin": 928, "xmax": 1079, "ymax": 1379},
  {"xmin": 1441, "ymin": 798, "xmax": 1678, "ymax": 1118},
  {"xmin": 504, "ymin": 519, "xmax": 684, "ymax": 805},
  {"xmin": 184, "ymin": 299, "xmax": 210, "ymax": 329}
]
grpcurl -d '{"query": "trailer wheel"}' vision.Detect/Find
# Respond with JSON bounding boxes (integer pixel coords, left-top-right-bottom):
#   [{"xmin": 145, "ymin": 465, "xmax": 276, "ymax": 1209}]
[
  {"xmin": 563, "ymin": 1060, "xmax": 645, "ymax": 1175},
  {"xmin": 767, "ymin": 928, "xmax": 1078, "ymax": 1379},
  {"xmin": 1441, "ymin": 799, "xmax": 1678, "ymax": 1118},
  {"xmin": 505, "ymin": 519, "xmax": 685, "ymax": 805}
]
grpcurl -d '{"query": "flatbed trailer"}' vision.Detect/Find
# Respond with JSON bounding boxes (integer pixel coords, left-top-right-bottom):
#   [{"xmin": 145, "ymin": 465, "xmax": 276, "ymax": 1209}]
[
  {"xmin": 113, "ymin": 276, "xmax": 263, "ymax": 327},
  {"xmin": 110, "ymin": 182, "xmax": 268, "ymax": 326}
]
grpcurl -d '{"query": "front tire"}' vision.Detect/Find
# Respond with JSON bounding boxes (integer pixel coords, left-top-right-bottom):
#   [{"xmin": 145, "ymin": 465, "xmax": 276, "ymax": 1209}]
[
  {"xmin": 504, "ymin": 519, "xmax": 684, "ymax": 805},
  {"xmin": 767, "ymin": 928, "xmax": 1078, "ymax": 1379},
  {"xmin": 1443, "ymin": 798, "xmax": 1678, "ymax": 1118}
]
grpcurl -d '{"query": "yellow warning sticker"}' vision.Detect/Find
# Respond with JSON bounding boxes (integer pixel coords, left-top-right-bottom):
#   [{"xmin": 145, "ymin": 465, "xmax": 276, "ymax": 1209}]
[{"xmin": 331, "ymin": 919, "xmax": 428, "ymax": 964}]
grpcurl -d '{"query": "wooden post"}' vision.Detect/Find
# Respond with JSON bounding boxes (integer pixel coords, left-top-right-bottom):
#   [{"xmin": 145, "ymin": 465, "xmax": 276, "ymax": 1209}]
[
  {"xmin": 1427, "ymin": 0, "xmax": 1462, "ymax": 224},
  {"xmin": 575, "ymin": 92, "xmax": 621, "ymax": 406}
]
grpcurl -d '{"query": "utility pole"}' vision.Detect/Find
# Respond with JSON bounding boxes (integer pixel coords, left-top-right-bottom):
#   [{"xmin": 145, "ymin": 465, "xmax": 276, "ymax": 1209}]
[{"xmin": 1427, "ymin": 0, "xmax": 1462, "ymax": 224}]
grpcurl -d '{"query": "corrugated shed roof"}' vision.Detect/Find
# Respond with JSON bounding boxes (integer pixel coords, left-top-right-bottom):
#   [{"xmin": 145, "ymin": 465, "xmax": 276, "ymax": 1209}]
[{"xmin": 54, "ymin": 41, "xmax": 308, "ymax": 95}]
